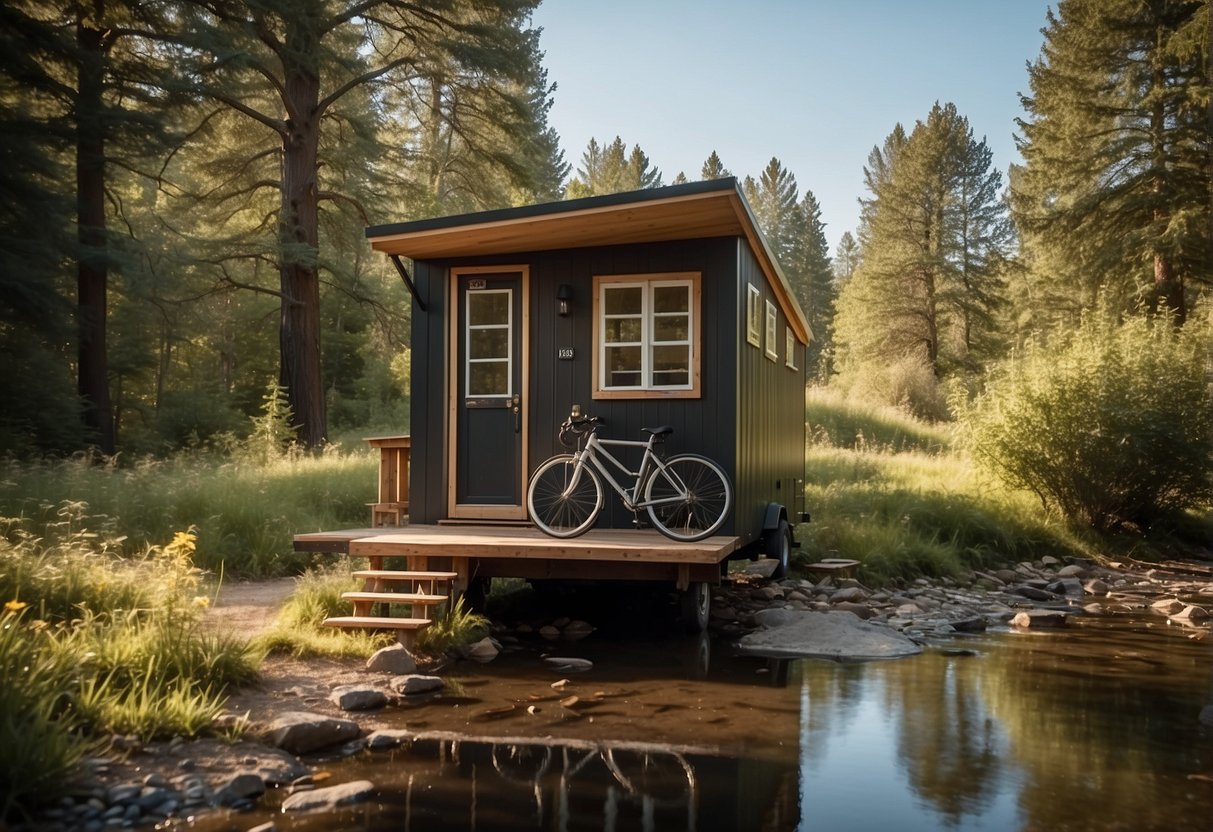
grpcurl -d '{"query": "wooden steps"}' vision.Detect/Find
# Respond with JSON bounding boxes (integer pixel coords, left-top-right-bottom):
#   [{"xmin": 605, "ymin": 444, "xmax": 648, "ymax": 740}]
[
  {"xmin": 323, "ymin": 568, "xmax": 460, "ymax": 645},
  {"xmin": 340, "ymin": 591, "xmax": 446, "ymax": 605},
  {"xmin": 352, "ymin": 570, "xmax": 459, "ymax": 581},
  {"xmin": 323, "ymin": 616, "xmax": 433, "ymax": 631}
]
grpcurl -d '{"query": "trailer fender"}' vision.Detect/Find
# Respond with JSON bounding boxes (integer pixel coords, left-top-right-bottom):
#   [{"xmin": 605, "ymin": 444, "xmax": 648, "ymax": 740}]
[{"xmin": 762, "ymin": 503, "xmax": 788, "ymax": 533}]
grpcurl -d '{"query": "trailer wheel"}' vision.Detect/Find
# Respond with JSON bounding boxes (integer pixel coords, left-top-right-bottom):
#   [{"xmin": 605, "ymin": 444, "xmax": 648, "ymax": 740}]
[
  {"xmin": 680, "ymin": 582, "xmax": 710, "ymax": 633},
  {"xmin": 764, "ymin": 519, "xmax": 792, "ymax": 579}
]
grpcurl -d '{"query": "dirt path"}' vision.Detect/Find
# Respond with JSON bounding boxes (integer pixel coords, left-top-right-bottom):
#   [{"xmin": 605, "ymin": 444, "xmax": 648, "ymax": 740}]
[{"xmin": 202, "ymin": 577, "xmax": 297, "ymax": 637}]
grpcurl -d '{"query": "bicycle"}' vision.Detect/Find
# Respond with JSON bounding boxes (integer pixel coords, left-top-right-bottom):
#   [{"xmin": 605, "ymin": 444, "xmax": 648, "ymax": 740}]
[{"xmin": 526, "ymin": 408, "xmax": 733, "ymax": 542}]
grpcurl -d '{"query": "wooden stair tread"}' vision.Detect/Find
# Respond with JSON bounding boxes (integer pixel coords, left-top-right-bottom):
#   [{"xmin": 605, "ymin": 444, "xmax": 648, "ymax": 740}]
[
  {"xmin": 341, "ymin": 591, "xmax": 447, "ymax": 604},
  {"xmin": 323, "ymin": 616, "xmax": 432, "ymax": 629},
  {"xmin": 352, "ymin": 570, "xmax": 459, "ymax": 580}
]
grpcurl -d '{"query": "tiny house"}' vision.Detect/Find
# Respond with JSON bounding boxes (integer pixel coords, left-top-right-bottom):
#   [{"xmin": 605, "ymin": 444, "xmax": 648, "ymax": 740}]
[
  {"xmin": 366, "ymin": 177, "xmax": 809, "ymax": 556},
  {"xmin": 296, "ymin": 178, "xmax": 812, "ymax": 635}
]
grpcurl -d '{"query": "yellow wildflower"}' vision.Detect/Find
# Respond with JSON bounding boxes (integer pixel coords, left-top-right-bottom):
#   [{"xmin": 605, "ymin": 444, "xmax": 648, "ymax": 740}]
[
  {"xmin": 4, "ymin": 600, "xmax": 28, "ymax": 614},
  {"xmin": 192, "ymin": 596, "xmax": 211, "ymax": 609}
]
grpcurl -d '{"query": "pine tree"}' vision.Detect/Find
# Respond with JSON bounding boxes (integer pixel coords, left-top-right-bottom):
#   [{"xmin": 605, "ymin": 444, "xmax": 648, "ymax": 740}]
[
  {"xmin": 794, "ymin": 190, "xmax": 835, "ymax": 377},
  {"xmin": 835, "ymin": 103, "xmax": 1012, "ymax": 392},
  {"xmin": 172, "ymin": 0, "xmax": 551, "ymax": 446},
  {"xmin": 0, "ymin": 2, "xmax": 191, "ymax": 453},
  {"xmin": 743, "ymin": 158, "xmax": 802, "ymax": 269},
  {"xmin": 566, "ymin": 136, "xmax": 662, "ymax": 198},
  {"xmin": 1012, "ymin": 0, "xmax": 1210, "ymax": 324},
  {"xmin": 833, "ymin": 232, "xmax": 861, "ymax": 285},
  {"xmin": 700, "ymin": 150, "xmax": 731, "ymax": 180}
]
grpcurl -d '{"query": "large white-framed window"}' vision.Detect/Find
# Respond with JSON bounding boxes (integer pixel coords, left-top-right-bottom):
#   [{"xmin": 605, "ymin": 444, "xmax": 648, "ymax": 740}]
[{"xmin": 593, "ymin": 272, "xmax": 701, "ymax": 399}]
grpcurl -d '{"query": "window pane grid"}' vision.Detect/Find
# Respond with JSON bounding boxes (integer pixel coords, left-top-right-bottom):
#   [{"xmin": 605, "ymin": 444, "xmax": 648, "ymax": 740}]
[
  {"xmin": 466, "ymin": 289, "xmax": 512, "ymax": 397},
  {"xmin": 599, "ymin": 280, "xmax": 693, "ymax": 390}
]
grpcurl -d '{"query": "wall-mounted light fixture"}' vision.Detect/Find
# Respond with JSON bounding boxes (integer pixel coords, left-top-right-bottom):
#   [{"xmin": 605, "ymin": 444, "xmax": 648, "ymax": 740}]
[{"xmin": 556, "ymin": 284, "xmax": 573, "ymax": 317}]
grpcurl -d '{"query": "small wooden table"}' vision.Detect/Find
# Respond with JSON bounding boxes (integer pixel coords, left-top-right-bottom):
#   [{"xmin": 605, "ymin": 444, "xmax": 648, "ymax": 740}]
[{"xmin": 365, "ymin": 435, "xmax": 410, "ymax": 526}]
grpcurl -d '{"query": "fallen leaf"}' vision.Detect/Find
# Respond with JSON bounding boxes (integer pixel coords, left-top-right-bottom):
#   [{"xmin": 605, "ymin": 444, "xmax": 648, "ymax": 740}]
[
  {"xmin": 472, "ymin": 705, "xmax": 517, "ymax": 721},
  {"xmin": 551, "ymin": 678, "xmax": 571, "ymax": 690},
  {"xmin": 560, "ymin": 695, "xmax": 580, "ymax": 709}
]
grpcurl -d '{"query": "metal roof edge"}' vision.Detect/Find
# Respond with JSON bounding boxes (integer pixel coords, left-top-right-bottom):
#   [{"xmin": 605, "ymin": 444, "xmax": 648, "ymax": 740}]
[{"xmin": 365, "ymin": 177, "xmax": 741, "ymax": 240}]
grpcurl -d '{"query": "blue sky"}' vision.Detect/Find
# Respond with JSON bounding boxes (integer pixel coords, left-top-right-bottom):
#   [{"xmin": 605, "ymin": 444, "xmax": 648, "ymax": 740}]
[{"xmin": 531, "ymin": 1, "xmax": 1054, "ymax": 252}]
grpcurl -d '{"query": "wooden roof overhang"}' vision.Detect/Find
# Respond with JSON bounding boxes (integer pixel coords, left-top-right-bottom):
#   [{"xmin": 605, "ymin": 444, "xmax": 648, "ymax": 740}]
[{"xmin": 365, "ymin": 178, "xmax": 811, "ymax": 344}]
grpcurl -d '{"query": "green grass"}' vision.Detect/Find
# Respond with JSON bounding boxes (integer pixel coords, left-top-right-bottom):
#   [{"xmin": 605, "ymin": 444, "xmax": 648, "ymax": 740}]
[
  {"xmin": 0, "ymin": 447, "xmax": 376, "ymax": 577},
  {"xmin": 797, "ymin": 390, "xmax": 1090, "ymax": 585},
  {"xmin": 806, "ymin": 386, "xmax": 953, "ymax": 453},
  {"xmin": 0, "ymin": 525, "xmax": 261, "ymax": 822}
]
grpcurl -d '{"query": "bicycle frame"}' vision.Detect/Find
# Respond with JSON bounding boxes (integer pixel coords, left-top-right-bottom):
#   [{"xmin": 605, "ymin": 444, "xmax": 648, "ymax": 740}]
[{"xmin": 565, "ymin": 431, "xmax": 689, "ymax": 512}]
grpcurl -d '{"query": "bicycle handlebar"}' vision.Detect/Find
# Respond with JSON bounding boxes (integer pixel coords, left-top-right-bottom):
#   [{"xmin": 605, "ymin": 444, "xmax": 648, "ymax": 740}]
[{"xmin": 558, "ymin": 412, "xmax": 603, "ymax": 448}]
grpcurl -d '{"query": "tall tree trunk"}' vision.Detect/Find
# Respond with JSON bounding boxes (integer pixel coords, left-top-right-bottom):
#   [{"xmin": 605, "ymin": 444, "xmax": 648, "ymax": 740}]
[
  {"xmin": 76, "ymin": 19, "xmax": 115, "ymax": 454},
  {"xmin": 279, "ymin": 65, "xmax": 326, "ymax": 447}
]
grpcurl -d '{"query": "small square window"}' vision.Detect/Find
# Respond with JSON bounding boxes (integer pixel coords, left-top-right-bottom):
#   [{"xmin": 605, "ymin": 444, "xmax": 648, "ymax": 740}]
[
  {"xmin": 594, "ymin": 273, "xmax": 700, "ymax": 399},
  {"xmin": 765, "ymin": 300, "xmax": 778, "ymax": 361},
  {"xmin": 746, "ymin": 284, "xmax": 762, "ymax": 347}
]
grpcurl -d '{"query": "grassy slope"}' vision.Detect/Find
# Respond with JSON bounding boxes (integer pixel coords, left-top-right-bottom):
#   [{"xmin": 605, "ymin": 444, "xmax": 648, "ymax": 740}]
[{"xmin": 797, "ymin": 388, "xmax": 1087, "ymax": 584}]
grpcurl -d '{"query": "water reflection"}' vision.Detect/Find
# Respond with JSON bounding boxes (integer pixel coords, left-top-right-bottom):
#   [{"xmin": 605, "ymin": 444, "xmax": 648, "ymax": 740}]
[
  {"xmin": 795, "ymin": 617, "xmax": 1213, "ymax": 831},
  {"xmin": 193, "ymin": 616, "xmax": 1212, "ymax": 831}
]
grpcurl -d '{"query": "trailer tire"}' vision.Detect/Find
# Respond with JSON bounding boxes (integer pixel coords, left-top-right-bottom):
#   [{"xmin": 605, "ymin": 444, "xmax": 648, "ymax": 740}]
[
  {"xmin": 680, "ymin": 582, "xmax": 710, "ymax": 633},
  {"xmin": 764, "ymin": 519, "xmax": 792, "ymax": 579}
]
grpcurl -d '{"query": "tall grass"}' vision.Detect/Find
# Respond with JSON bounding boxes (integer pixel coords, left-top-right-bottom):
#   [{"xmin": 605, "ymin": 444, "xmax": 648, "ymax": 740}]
[
  {"xmin": 0, "ymin": 446, "xmax": 376, "ymax": 577},
  {"xmin": 806, "ymin": 386, "xmax": 952, "ymax": 453},
  {"xmin": 799, "ymin": 389, "xmax": 1087, "ymax": 585},
  {"xmin": 0, "ymin": 524, "xmax": 260, "ymax": 821}
]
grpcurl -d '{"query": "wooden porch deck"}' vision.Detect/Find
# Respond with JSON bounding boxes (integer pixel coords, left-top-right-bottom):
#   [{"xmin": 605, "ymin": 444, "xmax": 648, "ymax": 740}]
[{"xmin": 294, "ymin": 524, "xmax": 741, "ymax": 564}]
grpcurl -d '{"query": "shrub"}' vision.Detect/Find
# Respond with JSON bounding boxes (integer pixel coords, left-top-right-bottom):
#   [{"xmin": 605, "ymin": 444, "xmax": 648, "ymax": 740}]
[{"xmin": 955, "ymin": 309, "xmax": 1212, "ymax": 532}]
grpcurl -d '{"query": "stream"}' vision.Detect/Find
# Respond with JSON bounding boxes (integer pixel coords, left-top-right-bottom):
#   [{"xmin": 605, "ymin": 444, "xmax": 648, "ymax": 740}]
[{"xmin": 188, "ymin": 607, "xmax": 1213, "ymax": 831}]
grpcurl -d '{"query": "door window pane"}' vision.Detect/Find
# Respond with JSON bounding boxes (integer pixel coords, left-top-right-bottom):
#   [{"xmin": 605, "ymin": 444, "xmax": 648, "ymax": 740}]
[
  {"xmin": 469, "ymin": 361, "xmax": 508, "ymax": 396},
  {"xmin": 466, "ymin": 288, "xmax": 511, "ymax": 397},
  {"xmin": 470, "ymin": 328, "xmax": 508, "ymax": 360},
  {"xmin": 469, "ymin": 291, "xmax": 510, "ymax": 326}
]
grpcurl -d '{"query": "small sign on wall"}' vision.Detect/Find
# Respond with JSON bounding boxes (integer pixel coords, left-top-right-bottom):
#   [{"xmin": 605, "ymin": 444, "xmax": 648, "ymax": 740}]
[{"xmin": 558, "ymin": 348, "xmax": 575, "ymax": 360}]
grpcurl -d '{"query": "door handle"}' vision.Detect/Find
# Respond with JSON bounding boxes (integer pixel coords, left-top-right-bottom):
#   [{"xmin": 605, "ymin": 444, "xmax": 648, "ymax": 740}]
[{"xmin": 512, "ymin": 394, "xmax": 521, "ymax": 432}]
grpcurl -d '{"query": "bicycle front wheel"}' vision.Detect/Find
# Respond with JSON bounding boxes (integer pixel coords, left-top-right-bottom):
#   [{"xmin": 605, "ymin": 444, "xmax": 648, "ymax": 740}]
[
  {"xmin": 527, "ymin": 454, "xmax": 604, "ymax": 538},
  {"xmin": 644, "ymin": 454, "xmax": 733, "ymax": 542}
]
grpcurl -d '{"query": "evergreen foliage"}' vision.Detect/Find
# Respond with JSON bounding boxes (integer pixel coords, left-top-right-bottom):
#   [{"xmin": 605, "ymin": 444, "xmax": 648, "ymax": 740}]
[
  {"xmin": 700, "ymin": 150, "xmax": 731, "ymax": 180},
  {"xmin": 1012, "ymin": 0, "xmax": 1210, "ymax": 326},
  {"xmin": 956, "ymin": 306, "xmax": 1213, "ymax": 532},
  {"xmin": 833, "ymin": 103, "xmax": 1012, "ymax": 412},
  {"xmin": 565, "ymin": 135, "xmax": 663, "ymax": 197}
]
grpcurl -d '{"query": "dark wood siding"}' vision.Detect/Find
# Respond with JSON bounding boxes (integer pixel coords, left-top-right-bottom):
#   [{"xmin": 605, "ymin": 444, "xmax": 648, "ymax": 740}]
[
  {"xmin": 409, "ymin": 236, "xmax": 805, "ymax": 539},
  {"xmin": 733, "ymin": 243, "xmax": 807, "ymax": 543},
  {"xmin": 409, "ymin": 260, "xmax": 449, "ymax": 524}
]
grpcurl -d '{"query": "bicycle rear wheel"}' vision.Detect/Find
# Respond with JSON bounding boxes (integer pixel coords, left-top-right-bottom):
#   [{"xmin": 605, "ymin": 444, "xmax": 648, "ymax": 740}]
[
  {"xmin": 527, "ymin": 454, "xmax": 604, "ymax": 538},
  {"xmin": 644, "ymin": 454, "xmax": 733, "ymax": 542}
]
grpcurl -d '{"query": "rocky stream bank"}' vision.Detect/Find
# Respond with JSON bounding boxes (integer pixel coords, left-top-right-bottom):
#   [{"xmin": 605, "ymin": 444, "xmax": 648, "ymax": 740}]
[{"xmin": 11, "ymin": 554, "xmax": 1213, "ymax": 832}]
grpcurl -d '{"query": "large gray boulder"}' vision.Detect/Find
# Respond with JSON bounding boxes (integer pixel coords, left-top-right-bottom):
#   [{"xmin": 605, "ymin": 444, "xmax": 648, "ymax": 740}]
[
  {"xmin": 265, "ymin": 712, "xmax": 362, "ymax": 755},
  {"xmin": 281, "ymin": 780, "xmax": 376, "ymax": 813},
  {"xmin": 737, "ymin": 610, "xmax": 922, "ymax": 661}
]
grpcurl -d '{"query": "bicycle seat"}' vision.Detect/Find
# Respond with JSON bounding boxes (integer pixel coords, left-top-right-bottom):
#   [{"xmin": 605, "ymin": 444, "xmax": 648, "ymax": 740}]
[{"xmin": 641, "ymin": 425, "xmax": 674, "ymax": 438}]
